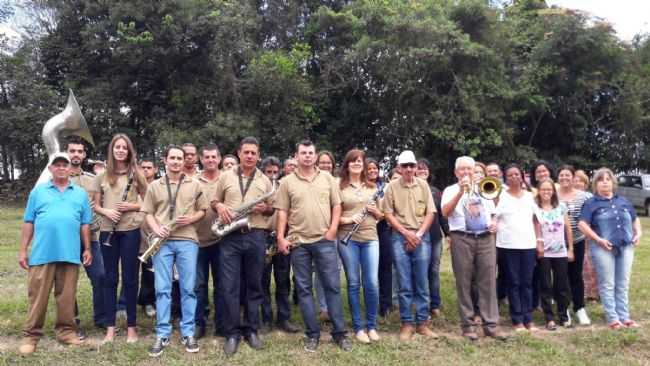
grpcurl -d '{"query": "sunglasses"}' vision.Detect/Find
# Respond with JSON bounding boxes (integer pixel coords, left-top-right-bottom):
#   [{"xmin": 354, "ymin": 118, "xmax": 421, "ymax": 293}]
[{"xmin": 400, "ymin": 163, "xmax": 416, "ymax": 169}]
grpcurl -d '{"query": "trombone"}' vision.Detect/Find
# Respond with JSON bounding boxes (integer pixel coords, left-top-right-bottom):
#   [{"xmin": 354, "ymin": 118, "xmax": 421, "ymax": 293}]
[{"xmin": 465, "ymin": 176, "xmax": 502, "ymax": 202}]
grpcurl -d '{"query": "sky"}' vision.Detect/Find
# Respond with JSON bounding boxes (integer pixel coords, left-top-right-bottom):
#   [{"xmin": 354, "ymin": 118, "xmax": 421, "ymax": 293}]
[{"xmin": 546, "ymin": 0, "xmax": 650, "ymax": 41}]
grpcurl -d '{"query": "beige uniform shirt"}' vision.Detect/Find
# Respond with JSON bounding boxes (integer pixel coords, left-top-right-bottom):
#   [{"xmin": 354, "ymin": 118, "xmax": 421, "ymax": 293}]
[
  {"xmin": 141, "ymin": 175, "xmax": 209, "ymax": 243},
  {"xmin": 214, "ymin": 168, "xmax": 273, "ymax": 230},
  {"xmin": 338, "ymin": 182, "xmax": 380, "ymax": 242},
  {"xmin": 70, "ymin": 170, "xmax": 100, "ymax": 242},
  {"xmin": 274, "ymin": 169, "xmax": 341, "ymax": 245},
  {"xmin": 196, "ymin": 173, "xmax": 220, "ymax": 247},
  {"xmin": 92, "ymin": 171, "xmax": 145, "ymax": 232},
  {"xmin": 383, "ymin": 176, "xmax": 435, "ymax": 230}
]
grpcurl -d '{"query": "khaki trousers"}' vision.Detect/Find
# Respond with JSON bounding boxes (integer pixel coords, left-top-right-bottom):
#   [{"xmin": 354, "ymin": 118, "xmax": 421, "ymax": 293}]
[
  {"xmin": 449, "ymin": 232, "xmax": 499, "ymax": 331},
  {"xmin": 23, "ymin": 262, "xmax": 79, "ymax": 343}
]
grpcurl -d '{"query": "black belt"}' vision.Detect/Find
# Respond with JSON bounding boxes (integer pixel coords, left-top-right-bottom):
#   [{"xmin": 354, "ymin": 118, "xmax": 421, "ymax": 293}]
[{"xmin": 450, "ymin": 230, "xmax": 491, "ymax": 239}]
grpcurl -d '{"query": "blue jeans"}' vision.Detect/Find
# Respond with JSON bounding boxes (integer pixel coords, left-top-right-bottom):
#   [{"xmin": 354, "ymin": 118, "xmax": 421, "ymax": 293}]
[
  {"xmin": 590, "ymin": 244, "xmax": 634, "ymax": 323},
  {"xmin": 195, "ymin": 244, "xmax": 224, "ymax": 332},
  {"xmin": 81, "ymin": 241, "xmax": 106, "ymax": 326},
  {"xmin": 153, "ymin": 240, "xmax": 199, "ymax": 338},
  {"xmin": 291, "ymin": 239, "xmax": 346, "ymax": 340},
  {"xmin": 100, "ymin": 229, "xmax": 140, "ymax": 327},
  {"xmin": 338, "ymin": 239, "xmax": 379, "ymax": 332},
  {"xmin": 391, "ymin": 232, "xmax": 431, "ymax": 324},
  {"xmin": 501, "ymin": 248, "xmax": 537, "ymax": 325},
  {"xmin": 428, "ymin": 239, "xmax": 442, "ymax": 310}
]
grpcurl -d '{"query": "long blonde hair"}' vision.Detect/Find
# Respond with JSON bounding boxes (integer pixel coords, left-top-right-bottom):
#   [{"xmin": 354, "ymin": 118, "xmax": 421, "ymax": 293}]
[{"xmin": 106, "ymin": 133, "xmax": 147, "ymax": 193}]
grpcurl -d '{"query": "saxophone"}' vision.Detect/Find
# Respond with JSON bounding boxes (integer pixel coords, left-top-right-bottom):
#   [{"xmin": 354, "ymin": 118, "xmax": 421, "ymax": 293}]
[
  {"xmin": 139, "ymin": 191, "xmax": 203, "ymax": 263},
  {"xmin": 211, "ymin": 178, "xmax": 277, "ymax": 241}
]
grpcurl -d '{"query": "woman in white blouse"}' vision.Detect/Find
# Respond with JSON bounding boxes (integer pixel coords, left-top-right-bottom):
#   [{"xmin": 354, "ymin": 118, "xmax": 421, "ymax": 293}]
[{"xmin": 493, "ymin": 164, "xmax": 543, "ymax": 332}]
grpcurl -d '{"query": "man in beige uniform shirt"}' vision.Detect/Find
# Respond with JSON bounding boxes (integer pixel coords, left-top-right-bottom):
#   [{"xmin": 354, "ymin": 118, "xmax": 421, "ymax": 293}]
[
  {"xmin": 275, "ymin": 139, "xmax": 352, "ymax": 353},
  {"xmin": 382, "ymin": 150, "xmax": 436, "ymax": 341},
  {"xmin": 143, "ymin": 145, "xmax": 208, "ymax": 357},
  {"xmin": 212, "ymin": 137, "xmax": 273, "ymax": 356},
  {"xmin": 65, "ymin": 137, "xmax": 106, "ymax": 339},
  {"xmin": 193, "ymin": 143, "xmax": 224, "ymax": 339}
]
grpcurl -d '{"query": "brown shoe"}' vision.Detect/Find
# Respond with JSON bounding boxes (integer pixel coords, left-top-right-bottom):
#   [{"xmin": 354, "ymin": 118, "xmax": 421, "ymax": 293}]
[
  {"xmin": 19, "ymin": 340, "xmax": 37, "ymax": 355},
  {"xmin": 484, "ymin": 327, "xmax": 508, "ymax": 341},
  {"xmin": 462, "ymin": 328, "xmax": 479, "ymax": 341},
  {"xmin": 415, "ymin": 321, "xmax": 439, "ymax": 339},
  {"xmin": 58, "ymin": 335, "xmax": 84, "ymax": 346},
  {"xmin": 399, "ymin": 323, "xmax": 415, "ymax": 341}
]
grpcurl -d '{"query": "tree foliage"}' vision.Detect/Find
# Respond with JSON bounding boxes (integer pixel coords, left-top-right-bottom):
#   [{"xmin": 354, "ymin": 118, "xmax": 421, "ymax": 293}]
[{"xmin": 2, "ymin": 0, "xmax": 649, "ymax": 185}]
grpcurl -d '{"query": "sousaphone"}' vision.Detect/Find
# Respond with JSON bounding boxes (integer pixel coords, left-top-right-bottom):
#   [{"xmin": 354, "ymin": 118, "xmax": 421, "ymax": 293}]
[{"xmin": 35, "ymin": 89, "xmax": 94, "ymax": 186}]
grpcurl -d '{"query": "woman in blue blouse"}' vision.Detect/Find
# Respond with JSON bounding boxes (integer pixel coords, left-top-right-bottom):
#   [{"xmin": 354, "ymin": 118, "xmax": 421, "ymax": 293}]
[{"xmin": 578, "ymin": 168, "xmax": 642, "ymax": 329}]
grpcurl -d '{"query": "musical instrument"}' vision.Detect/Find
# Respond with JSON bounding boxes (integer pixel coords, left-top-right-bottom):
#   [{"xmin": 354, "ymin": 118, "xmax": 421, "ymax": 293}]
[
  {"xmin": 36, "ymin": 89, "xmax": 94, "ymax": 186},
  {"xmin": 139, "ymin": 191, "xmax": 203, "ymax": 263},
  {"xmin": 265, "ymin": 233, "xmax": 295, "ymax": 263},
  {"xmin": 477, "ymin": 176, "xmax": 502, "ymax": 200},
  {"xmin": 102, "ymin": 172, "xmax": 134, "ymax": 247},
  {"xmin": 340, "ymin": 185, "xmax": 385, "ymax": 246},
  {"xmin": 211, "ymin": 179, "xmax": 277, "ymax": 241}
]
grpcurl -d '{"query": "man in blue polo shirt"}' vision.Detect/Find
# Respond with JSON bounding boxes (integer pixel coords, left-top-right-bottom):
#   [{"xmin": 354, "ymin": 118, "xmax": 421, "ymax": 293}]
[{"xmin": 18, "ymin": 152, "xmax": 93, "ymax": 355}]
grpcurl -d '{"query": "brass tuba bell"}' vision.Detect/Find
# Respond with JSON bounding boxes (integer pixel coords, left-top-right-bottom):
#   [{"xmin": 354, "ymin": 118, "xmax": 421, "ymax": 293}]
[{"xmin": 35, "ymin": 89, "xmax": 94, "ymax": 186}]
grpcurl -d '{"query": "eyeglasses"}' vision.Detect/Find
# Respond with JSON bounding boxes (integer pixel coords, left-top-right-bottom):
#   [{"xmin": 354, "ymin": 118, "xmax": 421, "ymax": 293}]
[{"xmin": 400, "ymin": 163, "xmax": 416, "ymax": 169}]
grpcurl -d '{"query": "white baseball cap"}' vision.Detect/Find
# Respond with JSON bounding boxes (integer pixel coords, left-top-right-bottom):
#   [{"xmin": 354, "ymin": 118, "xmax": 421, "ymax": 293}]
[
  {"xmin": 50, "ymin": 152, "xmax": 71, "ymax": 165},
  {"xmin": 397, "ymin": 150, "xmax": 417, "ymax": 165}
]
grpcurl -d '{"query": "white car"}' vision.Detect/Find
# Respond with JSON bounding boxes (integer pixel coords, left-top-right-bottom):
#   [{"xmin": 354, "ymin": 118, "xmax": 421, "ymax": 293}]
[{"xmin": 617, "ymin": 174, "xmax": 650, "ymax": 216}]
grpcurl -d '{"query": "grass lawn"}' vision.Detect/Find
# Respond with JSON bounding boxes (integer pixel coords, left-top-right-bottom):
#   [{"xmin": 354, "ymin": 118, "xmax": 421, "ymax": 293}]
[{"xmin": 1, "ymin": 203, "xmax": 650, "ymax": 365}]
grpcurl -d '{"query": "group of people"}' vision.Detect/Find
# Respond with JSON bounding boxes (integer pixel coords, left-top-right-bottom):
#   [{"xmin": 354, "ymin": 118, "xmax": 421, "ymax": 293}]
[{"xmin": 17, "ymin": 134, "xmax": 642, "ymax": 357}]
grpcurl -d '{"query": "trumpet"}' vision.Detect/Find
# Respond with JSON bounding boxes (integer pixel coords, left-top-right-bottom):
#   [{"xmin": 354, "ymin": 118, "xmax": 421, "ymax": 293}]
[
  {"xmin": 211, "ymin": 178, "xmax": 277, "ymax": 241},
  {"xmin": 139, "ymin": 191, "xmax": 203, "ymax": 263},
  {"xmin": 466, "ymin": 176, "xmax": 502, "ymax": 201}
]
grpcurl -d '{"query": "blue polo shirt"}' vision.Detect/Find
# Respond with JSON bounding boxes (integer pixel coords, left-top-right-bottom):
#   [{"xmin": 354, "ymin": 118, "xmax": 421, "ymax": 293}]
[
  {"xmin": 23, "ymin": 180, "xmax": 92, "ymax": 266},
  {"xmin": 579, "ymin": 194, "xmax": 636, "ymax": 248}
]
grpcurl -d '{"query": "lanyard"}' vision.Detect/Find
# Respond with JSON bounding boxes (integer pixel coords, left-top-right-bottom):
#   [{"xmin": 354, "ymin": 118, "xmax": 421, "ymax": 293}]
[
  {"xmin": 165, "ymin": 174, "xmax": 185, "ymax": 220},
  {"xmin": 238, "ymin": 167, "xmax": 255, "ymax": 203}
]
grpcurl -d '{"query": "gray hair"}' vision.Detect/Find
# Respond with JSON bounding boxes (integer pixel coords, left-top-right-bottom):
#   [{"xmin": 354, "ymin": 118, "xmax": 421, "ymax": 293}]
[
  {"xmin": 455, "ymin": 156, "xmax": 476, "ymax": 170},
  {"xmin": 591, "ymin": 167, "xmax": 617, "ymax": 194}
]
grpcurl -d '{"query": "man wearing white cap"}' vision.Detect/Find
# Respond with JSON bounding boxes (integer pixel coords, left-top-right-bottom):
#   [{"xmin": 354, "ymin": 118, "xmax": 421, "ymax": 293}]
[
  {"xmin": 382, "ymin": 150, "xmax": 437, "ymax": 341},
  {"xmin": 18, "ymin": 152, "xmax": 93, "ymax": 354}
]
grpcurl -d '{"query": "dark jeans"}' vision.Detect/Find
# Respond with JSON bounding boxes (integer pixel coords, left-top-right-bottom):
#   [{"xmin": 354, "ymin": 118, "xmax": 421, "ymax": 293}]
[
  {"xmin": 500, "ymin": 248, "xmax": 537, "ymax": 325},
  {"xmin": 195, "ymin": 244, "xmax": 224, "ymax": 331},
  {"xmin": 100, "ymin": 229, "xmax": 140, "ymax": 327},
  {"xmin": 291, "ymin": 239, "xmax": 346, "ymax": 340},
  {"xmin": 377, "ymin": 221, "xmax": 393, "ymax": 315},
  {"xmin": 429, "ymin": 239, "xmax": 442, "ymax": 311},
  {"xmin": 261, "ymin": 251, "xmax": 292, "ymax": 324},
  {"xmin": 218, "ymin": 230, "xmax": 266, "ymax": 338},
  {"xmin": 138, "ymin": 259, "xmax": 155, "ymax": 307},
  {"xmin": 539, "ymin": 257, "xmax": 570, "ymax": 323},
  {"xmin": 82, "ymin": 241, "xmax": 106, "ymax": 326},
  {"xmin": 568, "ymin": 240, "xmax": 586, "ymax": 311}
]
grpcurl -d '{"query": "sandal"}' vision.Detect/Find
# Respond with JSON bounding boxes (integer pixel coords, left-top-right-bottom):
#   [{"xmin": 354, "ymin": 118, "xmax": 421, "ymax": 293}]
[
  {"xmin": 545, "ymin": 321, "xmax": 557, "ymax": 331},
  {"xmin": 623, "ymin": 320, "xmax": 640, "ymax": 329},
  {"xmin": 608, "ymin": 321, "xmax": 623, "ymax": 330}
]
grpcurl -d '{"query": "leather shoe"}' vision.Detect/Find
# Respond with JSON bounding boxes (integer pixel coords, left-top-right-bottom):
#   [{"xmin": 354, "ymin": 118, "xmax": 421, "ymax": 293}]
[
  {"xmin": 223, "ymin": 337, "xmax": 239, "ymax": 356},
  {"xmin": 244, "ymin": 333, "xmax": 263, "ymax": 350},
  {"xmin": 277, "ymin": 320, "xmax": 300, "ymax": 333},
  {"xmin": 484, "ymin": 327, "xmax": 508, "ymax": 341}
]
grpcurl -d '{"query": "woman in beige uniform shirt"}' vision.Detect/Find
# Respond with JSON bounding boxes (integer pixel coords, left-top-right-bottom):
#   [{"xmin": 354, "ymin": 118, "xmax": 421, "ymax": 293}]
[{"xmin": 338, "ymin": 149, "xmax": 383, "ymax": 344}]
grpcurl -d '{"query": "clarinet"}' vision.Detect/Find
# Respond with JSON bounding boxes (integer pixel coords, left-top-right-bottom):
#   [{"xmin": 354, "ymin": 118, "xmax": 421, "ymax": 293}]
[
  {"xmin": 102, "ymin": 171, "xmax": 135, "ymax": 247},
  {"xmin": 340, "ymin": 186, "xmax": 384, "ymax": 246}
]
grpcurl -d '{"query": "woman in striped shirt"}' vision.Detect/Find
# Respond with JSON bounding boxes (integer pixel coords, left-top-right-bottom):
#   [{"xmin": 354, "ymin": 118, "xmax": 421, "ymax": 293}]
[{"xmin": 557, "ymin": 165, "xmax": 592, "ymax": 326}]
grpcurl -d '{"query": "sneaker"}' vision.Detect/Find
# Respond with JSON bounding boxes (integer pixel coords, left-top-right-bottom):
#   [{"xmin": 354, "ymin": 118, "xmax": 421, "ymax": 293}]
[
  {"xmin": 334, "ymin": 336, "xmax": 353, "ymax": 351},
  {"xmin": 575, "ymin": 308, "xmax": 591, "ymax": 326},
  {"xmin": 148, "ymin": 337, "xmax": 169, "ymax": 357},
  {"xmin": 145, "ymin": 305, "xmax": 156, "ymax": 318},
  {"xmin": 181, "ymin": 336, "xmax": 200, "ymax": 353},
  {"xmin": 565, "ymin": 310, "xmax": 573, "ymax": 327},
  {"xmin": 355, "ymin": 330, "xmax": 370, "ymax": 344},
  {"xmin": 367, "ymin": 329, "xmax": 381, "ymax": 342},
  {"xmin": 303, "ymin": 337, "xmax": 319, "ymax": 353}
]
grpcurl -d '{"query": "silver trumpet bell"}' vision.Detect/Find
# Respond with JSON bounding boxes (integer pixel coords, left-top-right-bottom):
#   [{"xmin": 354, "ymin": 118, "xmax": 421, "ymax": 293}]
[{"xmin": 35, "ymin": 89, "xmax": 94, "ymax": 186}]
